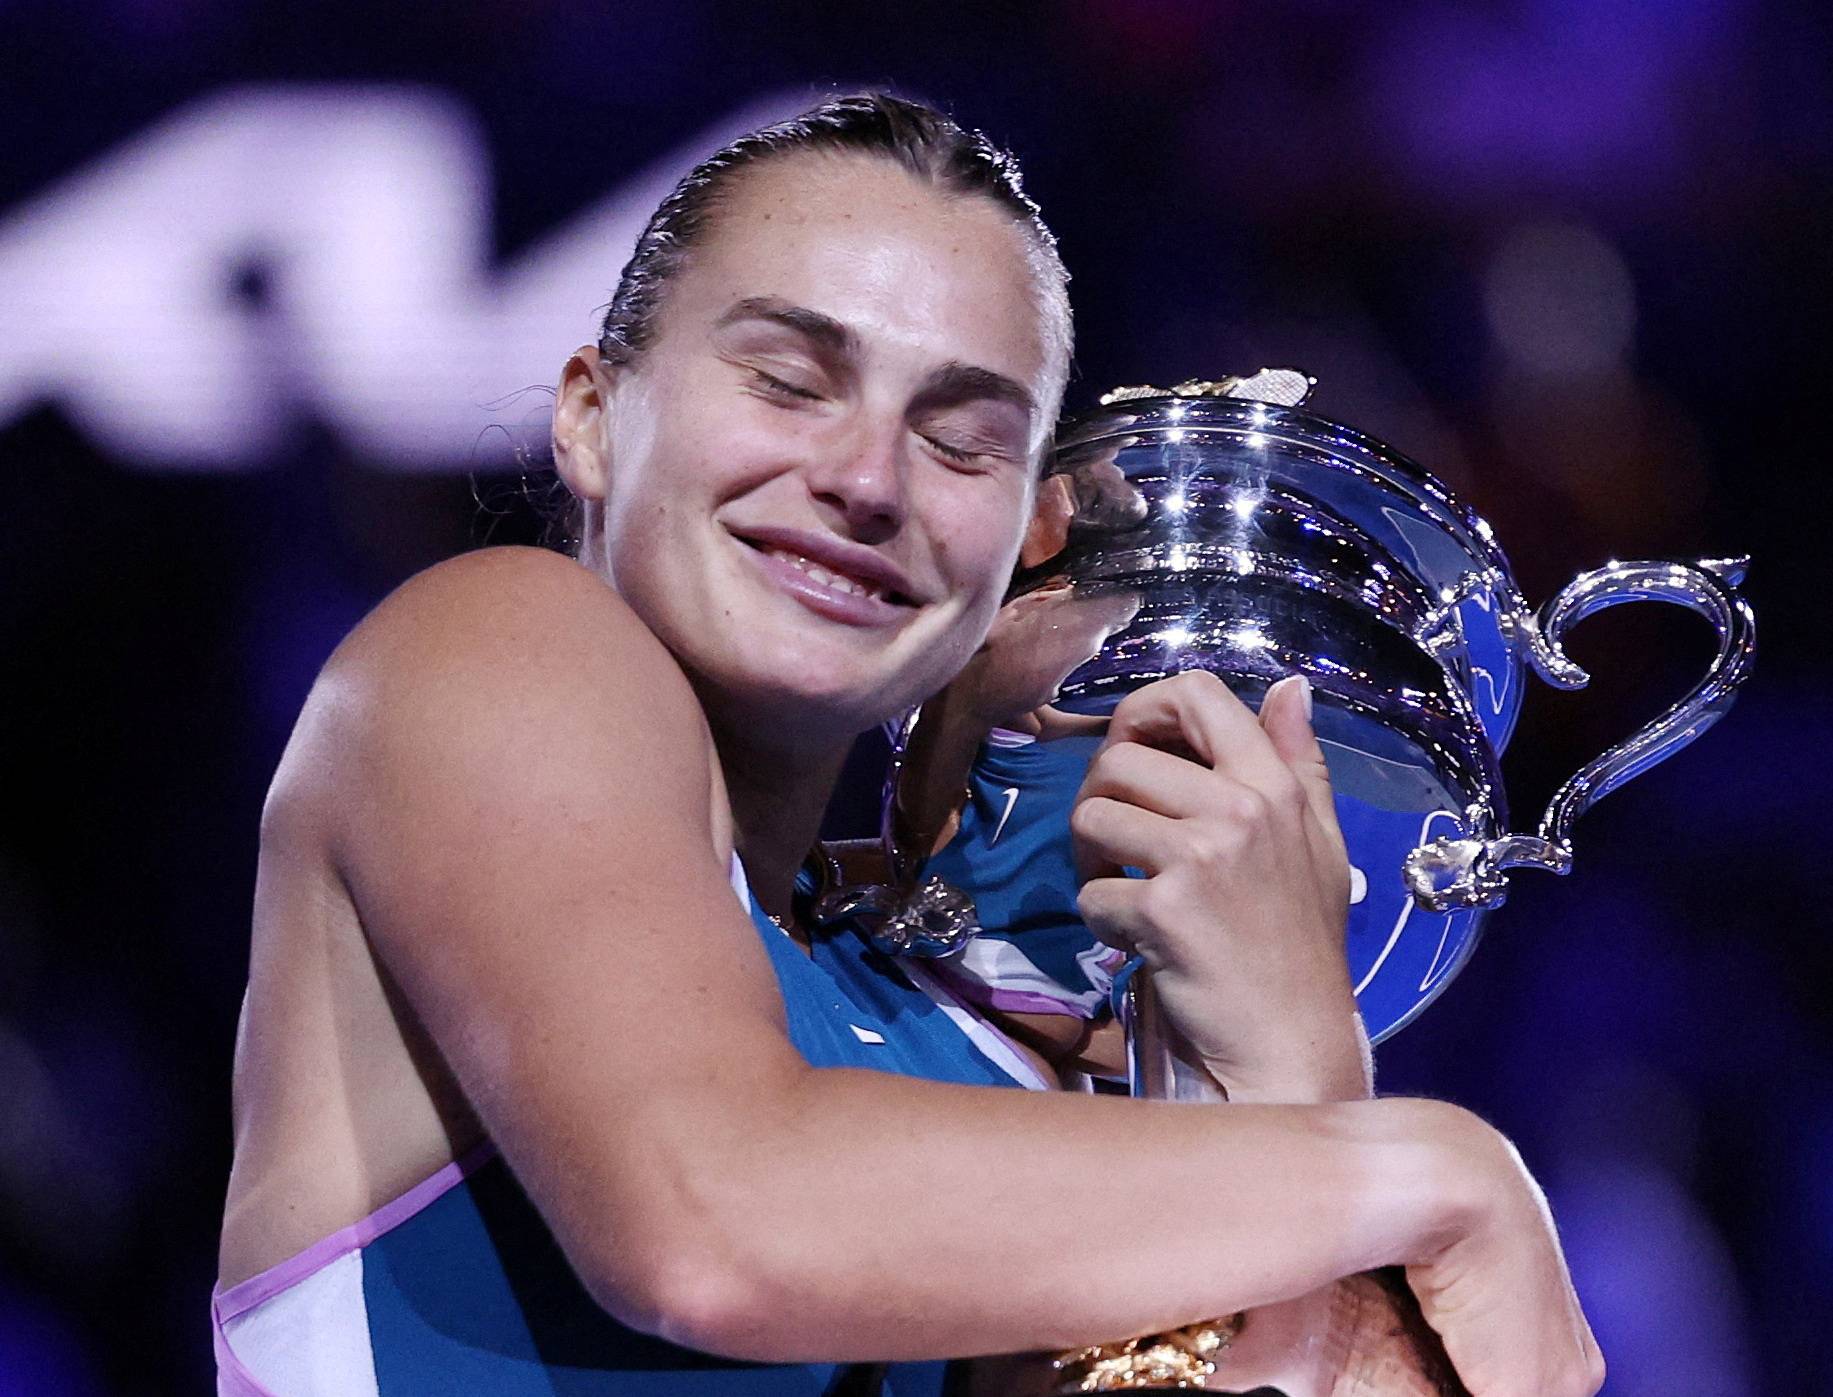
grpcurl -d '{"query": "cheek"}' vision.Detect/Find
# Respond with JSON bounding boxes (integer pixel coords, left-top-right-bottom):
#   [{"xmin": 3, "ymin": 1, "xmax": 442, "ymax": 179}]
[
  {"xmin": 602, "ymin": 481, "xmax": 670, "ymax": 579},
  {"xmin": 930, "ymin": 482, "xmax": 1030, "ymax": 616}
]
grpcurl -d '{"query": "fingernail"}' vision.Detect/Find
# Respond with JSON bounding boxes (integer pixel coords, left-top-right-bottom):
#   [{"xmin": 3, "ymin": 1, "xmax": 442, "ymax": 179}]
[{"xmin": 1272, "ymin": 673, "xmax": 1313, "ymax": 721}]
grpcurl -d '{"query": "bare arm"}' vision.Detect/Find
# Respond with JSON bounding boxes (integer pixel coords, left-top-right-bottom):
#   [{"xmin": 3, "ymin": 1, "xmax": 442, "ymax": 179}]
[{"xmin": 299, "ymin": 548, "xmax": 1596, "ymax": 1393}]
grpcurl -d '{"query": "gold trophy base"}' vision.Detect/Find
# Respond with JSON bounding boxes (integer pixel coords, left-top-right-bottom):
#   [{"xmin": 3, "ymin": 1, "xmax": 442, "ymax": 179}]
[
  {"xmin": 1053, "ymin": 1313, "xmax": 1243, "ymax": 1392},
  {"xmin": 1051, "ymin": 1270, "xmax": 1468, "ymax": 1396}
]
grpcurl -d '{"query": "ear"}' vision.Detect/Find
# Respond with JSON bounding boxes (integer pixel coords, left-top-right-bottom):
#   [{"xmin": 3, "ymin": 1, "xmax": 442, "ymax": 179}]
[{"xmin": 551, "ymin": 346, "xmax": 616, "ymax": 503}]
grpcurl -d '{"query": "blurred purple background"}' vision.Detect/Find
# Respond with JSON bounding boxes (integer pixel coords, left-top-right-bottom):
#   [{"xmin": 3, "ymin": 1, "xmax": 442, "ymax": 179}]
[{"xmin": 0, "ymin": 1, "xmax": 1825, "ymax": 1392}]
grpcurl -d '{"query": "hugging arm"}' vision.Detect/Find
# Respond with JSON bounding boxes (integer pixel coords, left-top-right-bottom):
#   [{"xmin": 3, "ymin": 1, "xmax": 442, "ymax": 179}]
[{"xmin": 308, "ymin": 548, "xmax": 1598, "ymax": 1393}]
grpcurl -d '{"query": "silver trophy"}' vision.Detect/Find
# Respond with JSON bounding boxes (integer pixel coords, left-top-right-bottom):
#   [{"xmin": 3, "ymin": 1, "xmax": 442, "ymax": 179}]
[
  {"xmin": 844, "ymin": 372, "xmax": 1755, "ymax": 1044},
  {"xmin": 825, "ymin": 372, "xmax": 1756, "ymax": 1392},
  {"xmin": 1031, "ymin": 376, "xmax": 1754, "ymax": 1050}
]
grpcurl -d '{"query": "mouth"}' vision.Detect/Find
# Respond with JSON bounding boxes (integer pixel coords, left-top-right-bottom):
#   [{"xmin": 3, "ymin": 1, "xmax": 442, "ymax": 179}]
[
  {"xmin": 752, "ymin": 544, "xmax": 906, "ymax": 604},
  {"xmin": 729, "ymin": 528, "xmax": 922, "ymax": 620},
  {"xmin": 735, "ymin": 541, "xmax": 914, "ymax": 628}
]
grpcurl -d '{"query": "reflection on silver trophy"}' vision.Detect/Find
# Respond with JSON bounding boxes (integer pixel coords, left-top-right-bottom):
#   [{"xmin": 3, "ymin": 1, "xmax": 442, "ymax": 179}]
[
  {"xmin": 822, "ymin": 372, "xmax": 1756, "ymax": 1392},
  {"xmin": 1030, "ymin": 373, "xmax": 1754, "ymax": 1043}
]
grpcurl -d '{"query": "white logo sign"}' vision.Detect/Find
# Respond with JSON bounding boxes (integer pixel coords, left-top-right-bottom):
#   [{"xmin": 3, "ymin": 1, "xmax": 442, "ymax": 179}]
[{"xmin": 0, "ymin": 87, "xmax": 796, "ymax": 470}]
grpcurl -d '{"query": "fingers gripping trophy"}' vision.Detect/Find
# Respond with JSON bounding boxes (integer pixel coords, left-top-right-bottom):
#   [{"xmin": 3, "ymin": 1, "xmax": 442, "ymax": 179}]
[{"xmin": 819, "ymin": 372, "xmax": 1756, "ymax": 1394}]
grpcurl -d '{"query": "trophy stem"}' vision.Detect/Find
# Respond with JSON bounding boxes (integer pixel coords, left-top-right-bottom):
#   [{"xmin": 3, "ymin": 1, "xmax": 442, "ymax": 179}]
[
  {"xmin": 1055, "ymin": 968, "xmax": 1242, "ymax": 1392},
  {"xmin": 1127, "ymin": 971, "xmax": 1227, "ymax": 1106}
]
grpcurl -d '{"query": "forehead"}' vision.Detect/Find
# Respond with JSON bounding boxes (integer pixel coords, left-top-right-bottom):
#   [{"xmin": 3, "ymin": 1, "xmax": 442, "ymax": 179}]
[{"xmin": 660, "ymin": 153, "xmax": 1058, "ymax": 397}]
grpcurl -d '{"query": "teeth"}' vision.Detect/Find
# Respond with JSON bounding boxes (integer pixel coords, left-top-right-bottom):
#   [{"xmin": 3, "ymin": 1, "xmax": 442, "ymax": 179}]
[{"xmin": 767, "ymin": 547, "xmax": 886, "ymax": 601}]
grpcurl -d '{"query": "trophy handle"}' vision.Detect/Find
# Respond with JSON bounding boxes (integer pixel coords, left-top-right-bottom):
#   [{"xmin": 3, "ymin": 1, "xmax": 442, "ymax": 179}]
[{"xmin": 1405, "ymin": 556, "xmax": 1756, "ymax": 912}]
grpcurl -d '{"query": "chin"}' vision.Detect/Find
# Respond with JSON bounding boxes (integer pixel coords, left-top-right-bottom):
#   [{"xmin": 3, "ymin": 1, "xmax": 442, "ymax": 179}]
[
  {"xmin": 746, "ymin": 652, "xmax": 908, "ymax": 726},
  {"xmin": 726, "ymin": 630, "xmax": 963, "ymax": 735},
  {"xmin": 662, "ymin": 570, "xmax": 990, "ymax": 733}
]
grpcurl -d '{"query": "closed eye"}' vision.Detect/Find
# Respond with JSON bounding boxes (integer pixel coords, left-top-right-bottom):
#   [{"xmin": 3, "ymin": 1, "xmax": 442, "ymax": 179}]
[
  {"xmin": 923, "ymin": 434, "xmax": 980, "ymax": 465},
  {"xmin": 920, "ymin": 427, "xmax": 1021, "ymax": 472},
  {"xmin": 747, "ymin": 367, "xmax": 825, "ymax": 403}
]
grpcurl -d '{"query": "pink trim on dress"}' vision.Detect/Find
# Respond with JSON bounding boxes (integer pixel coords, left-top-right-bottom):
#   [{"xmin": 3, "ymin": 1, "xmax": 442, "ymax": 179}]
[
  {"xmin": 933, "ymin": 965, "xmax": 1095, "ymax": 1019},
  {"xmin": 984, "ymin": 727, "xmax": 1039, "ymax": 749},
  {"xmin": 898, "ymin": 960, "xmax": 1056, "ymax": 1091},
  {"xmin": 214, "ymin": 1308, "xmax": 287, "ymax": 1397},
  {"xmin": 214, "ymin": 1139, "xmax": 500, "ymax": 1325},
  {"xmin": 982, "ymin": 985, "xmax": 1100, "ymax": 1018},
  {"xmin": 933, "ymin": 945, "xmax": 1129, "ymax": 1021}
]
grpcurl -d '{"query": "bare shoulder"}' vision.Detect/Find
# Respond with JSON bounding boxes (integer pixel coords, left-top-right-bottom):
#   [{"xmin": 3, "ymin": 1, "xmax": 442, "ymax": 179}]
[
  {"xmin": 320, "ymin": 544, "xmax": 696, "ymax": 732},
  {"xmin": 269, "ymin": 542, "xmax": 791, "ymax": 1127},
  {"xmin": 262, "ymin": 543, "xmax": 741, "ymax": 995},
  {"xmin": 233, "ymin": 551, "xmax": 801, "ymax": 1310},
  {"xmin": 344, "ymin": 544, "xmax": 653, "ymax": 658},
  {"xmin": 269, "ymin": 546, "xmax": 718, "ymax": 850}
]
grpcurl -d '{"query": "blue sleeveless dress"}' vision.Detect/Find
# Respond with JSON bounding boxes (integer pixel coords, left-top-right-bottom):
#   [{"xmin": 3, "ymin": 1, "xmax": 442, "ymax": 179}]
[
  {"xmin": 921, "ymin": 725, "xmax": 1478, "ymax": 1047},
  {"xmin": 920, "ymin": 731, "xmax": 1129, "ymax": 1020},
  {"xmin": 213, "ymin": 862, "xmax": 1047, "ymax": 1396}
]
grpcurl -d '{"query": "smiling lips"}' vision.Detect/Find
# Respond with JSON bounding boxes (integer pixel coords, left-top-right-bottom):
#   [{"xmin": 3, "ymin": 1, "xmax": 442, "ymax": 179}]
[
  {"xmin": 733, "ymin": 529, "xmax": 919, "ymax": 627},
  {"xmin": 764, "ymin": 546, "xmax": 888, "ymax": 600}
]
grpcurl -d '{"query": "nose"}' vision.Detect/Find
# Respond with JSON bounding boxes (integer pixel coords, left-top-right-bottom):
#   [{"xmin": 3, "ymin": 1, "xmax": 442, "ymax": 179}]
[{"xmin": 804, "ymin": 418, "xmax": 908, "ymax": 545}]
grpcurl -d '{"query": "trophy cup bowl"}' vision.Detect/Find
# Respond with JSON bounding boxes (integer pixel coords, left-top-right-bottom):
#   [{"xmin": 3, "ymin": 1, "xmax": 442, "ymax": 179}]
[{"xmin": 1018, "ymin": 382, "xmax": 1755, "ymax": 1047}]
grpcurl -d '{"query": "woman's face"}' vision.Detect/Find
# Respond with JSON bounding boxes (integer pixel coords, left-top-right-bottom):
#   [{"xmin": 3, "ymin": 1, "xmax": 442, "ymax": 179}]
[{"xmin": 563, "ymin": 153, "xmax": 1063, "ymax": 737}]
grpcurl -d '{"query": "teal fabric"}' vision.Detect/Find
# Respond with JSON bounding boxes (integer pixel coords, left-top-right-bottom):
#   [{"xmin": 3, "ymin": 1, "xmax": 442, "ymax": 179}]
[{"xmin": 354, "ymin": 877, "xmax": 1024, "ymax": 1393}]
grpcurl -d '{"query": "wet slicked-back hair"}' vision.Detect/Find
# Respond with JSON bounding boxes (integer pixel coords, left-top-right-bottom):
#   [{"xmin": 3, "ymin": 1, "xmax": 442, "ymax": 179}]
[{"xmin": 596, "ymin": 91, "xmax": 1070, "ymax": 370}]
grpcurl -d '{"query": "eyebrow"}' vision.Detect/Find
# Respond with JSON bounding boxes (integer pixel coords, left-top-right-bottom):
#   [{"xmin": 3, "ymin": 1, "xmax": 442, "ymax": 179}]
[
  {"xmin": 912, "ymin": 361, "xmax": 1036, "ymax": 422},
  {"xmin": 713, "ymin": 295, "xmax": 1037, "ymax": 424},
  {"xmin": 714, "ymin": 296, "xmax": 858, "ymax": 359}
]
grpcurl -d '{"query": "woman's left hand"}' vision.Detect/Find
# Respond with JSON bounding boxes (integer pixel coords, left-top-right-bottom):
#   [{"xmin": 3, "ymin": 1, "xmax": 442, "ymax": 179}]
[{"xmin": 1070, "ymin": 670, "xmax": 1371, "ymax": 1102}]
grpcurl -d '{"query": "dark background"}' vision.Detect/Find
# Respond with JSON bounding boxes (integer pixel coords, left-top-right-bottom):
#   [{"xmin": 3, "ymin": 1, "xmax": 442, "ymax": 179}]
[{"xmin": 1, "ymin": 2, "xmax": 1826, "ymax": 1392}]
